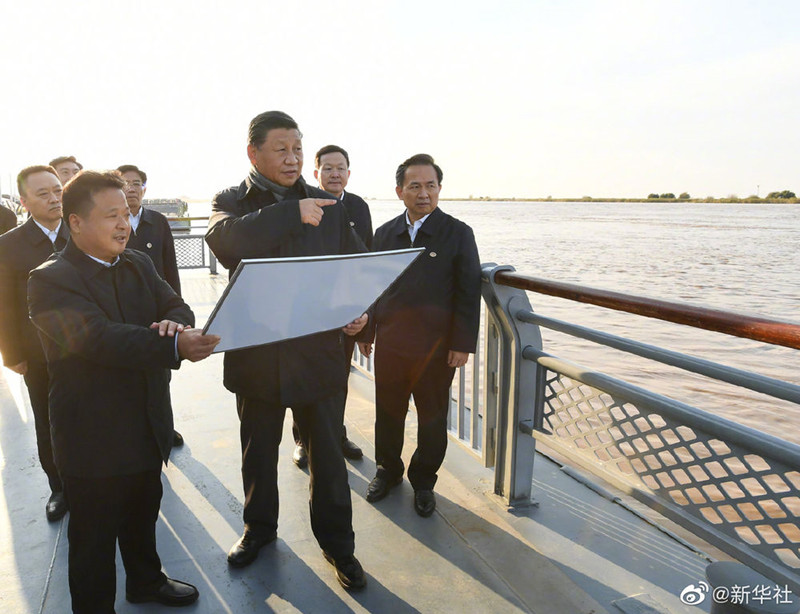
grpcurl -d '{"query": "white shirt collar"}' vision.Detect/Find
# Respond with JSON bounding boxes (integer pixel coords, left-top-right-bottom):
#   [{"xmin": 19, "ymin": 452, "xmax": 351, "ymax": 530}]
[
  {"xmin": 33, "ymin": 219, "xmax": 62, "ymax": 244},
  {"xmin": 405, "ymin": 211, "xmax": 430, "ymax": 243},
  {"xmin": 130, "ymin": 207, "xmax": 143, "ymax": 232},
  {"xmin": 86, "ymin": 253, "xmax": 121, "ymax": 267}
]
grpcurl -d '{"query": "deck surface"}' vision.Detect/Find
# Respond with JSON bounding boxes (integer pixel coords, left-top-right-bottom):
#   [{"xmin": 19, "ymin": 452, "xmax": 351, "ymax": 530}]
[{"xmin": 0, "ymin": 270, "xmax": 714, "ymax": 614}]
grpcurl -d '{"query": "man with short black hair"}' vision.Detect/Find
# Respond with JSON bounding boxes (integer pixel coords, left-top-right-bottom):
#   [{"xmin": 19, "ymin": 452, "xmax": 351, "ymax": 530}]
[
  {"xmin": 359, "ymin": 153, "xmax": 481, "ymax": 518},
  {"xmin": 118, "ymin": 164, "xmax": 184, "ymax": 447},
  {"xmin": 0, "ymin": 165, "xmax": 69, "ymax": 521},
  {"xmin": 29, "ymin": 169, "xmax": 219, "ymax": 613},
  {"xmin": 205, "ymin": 111, "xmax": 368, "ymax": 590},
  {"xmin": 49, "ymin": 155, "xmax": 83, "ymax": 185},
  {"xmin": 290, "ymin": 144, "xmax": 373, "ymax": 468}
]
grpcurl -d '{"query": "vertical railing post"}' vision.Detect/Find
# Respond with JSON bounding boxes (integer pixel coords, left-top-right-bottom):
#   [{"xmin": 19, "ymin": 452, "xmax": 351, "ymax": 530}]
[{"xmin": 481, "ymin": 264, "xmax": 544, "ymax": 506}]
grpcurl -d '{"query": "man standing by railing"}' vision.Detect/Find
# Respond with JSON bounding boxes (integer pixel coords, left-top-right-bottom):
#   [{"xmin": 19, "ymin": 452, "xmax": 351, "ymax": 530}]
[
  {"xmin": 290, "ymin": 144, "xmax": 372, "ymax": 468},
  {"xmin": 358, "ymin": 153, "xmax": 481, "ymax": 518},
  {"xmin": 205, "ymin": 111, "xmax": 368, "ymax": 590}
]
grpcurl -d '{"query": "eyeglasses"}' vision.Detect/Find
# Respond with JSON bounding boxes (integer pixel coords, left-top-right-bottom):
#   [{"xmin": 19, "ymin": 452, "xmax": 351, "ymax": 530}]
[{"xmin": 124, "ymin": 181, "xmax": 144, "ymax": 189}]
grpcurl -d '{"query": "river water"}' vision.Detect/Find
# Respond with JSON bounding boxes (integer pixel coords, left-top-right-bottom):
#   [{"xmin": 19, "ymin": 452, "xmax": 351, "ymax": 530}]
[{"xmin": 194, "ymin": 199, "xmax": 800, "ymax": 443}]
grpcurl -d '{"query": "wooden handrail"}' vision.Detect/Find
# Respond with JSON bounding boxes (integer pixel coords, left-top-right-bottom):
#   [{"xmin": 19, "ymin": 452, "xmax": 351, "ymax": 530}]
[{"xmin": 494, "ymin": 271, "xmax": 800, "ymax": 350}]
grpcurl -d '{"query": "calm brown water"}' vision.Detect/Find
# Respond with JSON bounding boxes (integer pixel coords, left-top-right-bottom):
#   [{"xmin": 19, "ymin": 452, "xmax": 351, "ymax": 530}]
[
  {"xmin": 366, "ymin": 200, "xmax": 800, "ymax": 444},
  {"xmin": 191, "ymin": 198, "xmax": 800, "ymax": 443}
]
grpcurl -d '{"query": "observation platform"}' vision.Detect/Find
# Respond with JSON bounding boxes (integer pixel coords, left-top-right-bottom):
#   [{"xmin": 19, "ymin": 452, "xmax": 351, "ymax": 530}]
[{"xmin": 0, "ymin": 270, "xmax": 718, "ymax": 614}]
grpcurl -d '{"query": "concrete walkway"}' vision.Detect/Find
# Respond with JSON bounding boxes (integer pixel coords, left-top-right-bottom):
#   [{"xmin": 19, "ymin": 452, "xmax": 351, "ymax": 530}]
[{"xmin": 0, "ymin": 270, "xmax": 713, "ymax": 614}]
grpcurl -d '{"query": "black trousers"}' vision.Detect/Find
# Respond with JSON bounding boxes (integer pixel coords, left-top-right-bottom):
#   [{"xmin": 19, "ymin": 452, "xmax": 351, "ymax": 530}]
[
  {"xmin": 64, "ymin": 469, "xmax": 165, "ymax": 614},
  {"xmin": 374, "ymin": 346, "xmax": 455, "ymax": 491},
  {"xmin": 23, "ymin": 360, "xmax": 62, "ymax": 493},
  {"xmin": 292, "ymin": 336, "xmax": 355, "ymax": 446},
  {"xmin": 236, "ymin": 390, "xmax": 355, "ymax": 558}
]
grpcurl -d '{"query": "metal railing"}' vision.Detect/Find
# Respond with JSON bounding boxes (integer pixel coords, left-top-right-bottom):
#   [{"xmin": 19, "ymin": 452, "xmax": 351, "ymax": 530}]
[
  {"xmin": 169, "ymin": 217, "xmax": 217, "ymax": 274},
  {"xmin": 479, "ymin": 263, "xmax": 800, "ymax": 594}
]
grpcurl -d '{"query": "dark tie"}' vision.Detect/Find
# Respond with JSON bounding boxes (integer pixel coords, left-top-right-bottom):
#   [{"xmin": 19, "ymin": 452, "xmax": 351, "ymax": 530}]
[{"xmin": 54, "ymin": 233, "xmax": 67, "ymax": 252}]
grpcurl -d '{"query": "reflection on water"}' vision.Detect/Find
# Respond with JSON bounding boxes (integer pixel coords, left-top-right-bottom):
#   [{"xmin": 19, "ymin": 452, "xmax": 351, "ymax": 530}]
[{"xmin": 367, "ymin": 200, "xmax": 800, "ymax": 443}]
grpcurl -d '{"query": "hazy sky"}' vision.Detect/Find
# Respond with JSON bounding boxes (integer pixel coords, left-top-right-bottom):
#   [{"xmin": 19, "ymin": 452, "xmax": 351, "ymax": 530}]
[{"xmin": 1, "ymin": 0, "xmax": 798, "ymax": 200}]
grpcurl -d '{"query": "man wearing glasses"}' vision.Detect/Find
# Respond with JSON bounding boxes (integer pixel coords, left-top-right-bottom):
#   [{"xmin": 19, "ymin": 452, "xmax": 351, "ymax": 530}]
[{"xmin": 118, "ymin": 164, "xmax": 184, "ymax": 447}]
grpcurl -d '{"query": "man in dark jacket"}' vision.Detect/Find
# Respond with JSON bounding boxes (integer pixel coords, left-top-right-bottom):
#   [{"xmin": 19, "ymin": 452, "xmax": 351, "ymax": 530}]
[
  {"xmin": 118, "ymin": 164, "xmax": 181, "ymax": 294},
  {"xmin": 358, "ymin": 154, "xmax": 481, "ymax": 518},
  {"xmin": 118, "ymin": 164, "xmax": 184, "ymax": 447},
  {"xmin": 290, "ymin": 144, "xmax": 372, "ymax": 468},
  {"xmin": 29, "ymin": 170, "xmax": 219, "ymax": 614},
  {"xmin": 0, "ymin": 165, "xmax": 69, "ymax": 520},
  {"xmin": 0, "ymin": 202, "xmax": 16, "ymax": 234},
  {"xmin": 205, "ymin": 111, "xmax": 368, "ymax": 591}
]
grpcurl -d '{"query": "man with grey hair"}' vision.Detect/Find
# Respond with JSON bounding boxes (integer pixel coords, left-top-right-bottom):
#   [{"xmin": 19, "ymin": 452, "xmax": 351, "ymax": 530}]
[{"xmin": 206, "ymin": 110, "xmax": 368, "ymax": 590}]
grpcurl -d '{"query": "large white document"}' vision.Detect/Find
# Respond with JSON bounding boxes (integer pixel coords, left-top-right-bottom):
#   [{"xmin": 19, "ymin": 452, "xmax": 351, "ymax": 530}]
[{"xmin": 202, "ymin": 248, "xmax": 424, "ymax": 353}]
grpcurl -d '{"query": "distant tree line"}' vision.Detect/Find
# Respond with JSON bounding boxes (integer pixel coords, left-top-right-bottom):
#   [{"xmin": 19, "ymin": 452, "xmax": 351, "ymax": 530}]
[
  {"xmin": 766, "ymin": 190, "xmax": 796, "ymax": 199},
  {"xmin": 647, "ymin": 193, "xmax": 691, "ymax": 200},
  {"xmin": 646, "ymin": 190, "xmax": 796, "ymax": 201}
]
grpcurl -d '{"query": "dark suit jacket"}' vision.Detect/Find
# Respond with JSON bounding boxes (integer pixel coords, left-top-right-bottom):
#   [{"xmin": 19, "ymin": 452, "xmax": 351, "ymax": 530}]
[
  {"xmin": 341, "ymin": 191, "xmax": 372, "ymax": 249},
  {"xmin": 127, "ymin": 207, "xmax": 181, "ymax": 295},
  {"xmin": 0, "ymin": 205, "xmax": 16, "ymax": 235},
  {"xmin": 205, "ymin": 176, "xmax": 366, "ymax": 406},
  {"xmin": 0, "ymin": 218, "xmax": 69, "ymax": 367},
  {"xmin": 363, "ymin": 207, "xmax": 481, "ymax": 356},
  {"xmin": 28, "ymin": 241, "xmax": 195, "ymax": 478}
]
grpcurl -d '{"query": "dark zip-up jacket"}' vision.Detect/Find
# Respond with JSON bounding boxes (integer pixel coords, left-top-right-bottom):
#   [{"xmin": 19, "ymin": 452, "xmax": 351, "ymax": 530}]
[
  {"xmin": 127, "ymin": 207, "xmax": 181, "ymax": 295},
  {"xmin": 0, "ymin": 218, "xmax": 69, "ymax": 366},
  {"xmin": 205, "ymin": 176, "xmax": 366, "ymax": 406},
  {"xmin": 28, "ymin": 241, "xmax": 194, "ymax": 478},
  {"xmin": 363, "ymin": 207, "xmax": 481, "ymax": 356}
]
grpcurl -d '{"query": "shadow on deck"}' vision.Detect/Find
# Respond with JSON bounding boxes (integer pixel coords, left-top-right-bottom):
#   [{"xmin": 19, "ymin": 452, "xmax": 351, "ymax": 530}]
[{"xmin": 0, "ymin": 271, "xmax": 714, "ymax": 614}]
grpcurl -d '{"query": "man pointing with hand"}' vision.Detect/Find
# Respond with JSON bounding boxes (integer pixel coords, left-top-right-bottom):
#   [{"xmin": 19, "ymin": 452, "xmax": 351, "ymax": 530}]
[{"xmin": 205, "ymin": 111, "xmax": 368, "ymax": 590}]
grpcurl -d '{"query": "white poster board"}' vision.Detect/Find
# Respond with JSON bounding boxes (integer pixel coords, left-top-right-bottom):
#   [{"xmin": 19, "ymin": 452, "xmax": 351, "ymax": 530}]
[{"xmin": 202, "ymin": 248, "xmax": 424, "ymax": 353}]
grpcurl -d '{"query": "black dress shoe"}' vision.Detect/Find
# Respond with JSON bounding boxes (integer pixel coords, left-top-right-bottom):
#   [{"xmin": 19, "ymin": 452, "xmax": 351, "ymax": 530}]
[
  {"xmin": 227, "ymin": 531, "xmax": 277, "ymax": 568},
  {"xmin": 45, "ymin": 491, "xmax": 68, "ymax": 522},
  {"xmin": 323, "ymin": 551, "xmax": 367, "ymax": 590},
  {"xmin": 292, "ymin": 443, "xmax": 308, "ymax": 469},
  {"xmin": 365, "ymin": 475, "xmax": 402, "ymax": 503},
  {"xmin": 172, "ymin": 430, "xmax": 184, "ymax": 447},
  {"xmin": 341, "ymin": 437, "xmax": 363, "ymax": 460},
  {"xmin": 126, "ymin": 577, "xmax": 199, "ymax": 606},
  {"xmin": 414, "ymin": 490, "xmax": 436, "ymax": 517}
]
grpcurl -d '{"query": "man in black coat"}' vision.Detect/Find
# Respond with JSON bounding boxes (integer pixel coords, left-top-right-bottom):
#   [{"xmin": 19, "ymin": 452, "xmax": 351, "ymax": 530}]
[
  {"xmin": 358, "ymin": 154, "xmax": 481, "ymax": 518},
  {"xmin": 0, "ymin": 165, "xmax": 69, "ymax": 520},
  {"xmin": 28, "ymin": 170, "xmax": 219, "ymax": 614},
  {"xmin": 118, "ymin": 164, "xmax": 181, "ymax": 294},
  {"xmin": 205, "ymin": 111, "xmax": 368, "ymax": 591},
  {"xmin": 118, "ymin": 164, "xmax": 184, "ymax": 447},
  {"xmin": 290, "ymin": 144, "xmax": 373, "ymax": 468},
  {"xmin": 0, "ymin": 202, "xmax": 16, "ymax": 234}
]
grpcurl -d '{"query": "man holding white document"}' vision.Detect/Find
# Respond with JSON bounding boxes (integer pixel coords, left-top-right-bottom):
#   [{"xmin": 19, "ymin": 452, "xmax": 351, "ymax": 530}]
[{"xmin": 205, "ymin": 111, "xmax": 368, "ymax": 591}]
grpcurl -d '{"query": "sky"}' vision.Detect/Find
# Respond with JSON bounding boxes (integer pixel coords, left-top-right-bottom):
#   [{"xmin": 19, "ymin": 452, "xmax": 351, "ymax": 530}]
[{"xmin": 1, "ymin": 0, "xmax": 798, "ymax": 200}]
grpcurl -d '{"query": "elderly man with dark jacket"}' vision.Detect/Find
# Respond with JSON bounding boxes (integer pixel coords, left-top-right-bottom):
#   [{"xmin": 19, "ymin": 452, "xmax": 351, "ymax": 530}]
[
  {"xmin": 29, "ymin": 170, "xmax": 219, "ymax": 614},
  {"xmin": 359, "ymin": 153, "xmax": 481, "ymax": 519},
  {"xmin": 205, "ymin": 110, "xmax": 368, "ymax": 591}
]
